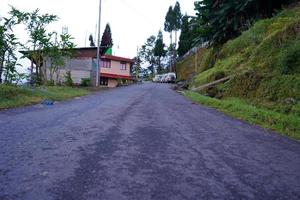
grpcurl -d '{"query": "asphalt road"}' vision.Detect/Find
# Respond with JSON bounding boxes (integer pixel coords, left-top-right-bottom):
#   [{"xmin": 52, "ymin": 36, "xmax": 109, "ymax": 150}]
[{"xmin": 0, "ymin": 83, "xmax": 299, "ymax": 200}]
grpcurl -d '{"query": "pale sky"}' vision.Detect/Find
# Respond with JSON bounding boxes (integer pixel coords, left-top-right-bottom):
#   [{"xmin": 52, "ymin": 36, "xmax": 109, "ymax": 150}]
[{"xmin": 0, "ymin": 0, "xmax": 196, "ymax": 60}]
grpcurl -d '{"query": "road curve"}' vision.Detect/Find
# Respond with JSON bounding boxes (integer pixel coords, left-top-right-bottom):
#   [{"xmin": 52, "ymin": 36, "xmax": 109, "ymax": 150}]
[{"xmin": 0, "ymin": 83, "xmax": 299, "ymax": 200}]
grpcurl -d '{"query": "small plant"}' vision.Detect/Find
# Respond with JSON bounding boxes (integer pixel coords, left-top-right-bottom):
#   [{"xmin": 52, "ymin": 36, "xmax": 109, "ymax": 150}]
[
  {"xmin": 64, "ymin": 71, "xmax": 73, "ymax": 87},
  {"xmin": 80, "ymin": 78, "xmax": 91, "ymax": 87},
  {"xmin": 280, "ymin": 40, "xmax": 300, "ymax": 74},
  {"xmin": 44, "ymin": 80, "xmax": 55, "ymax": 86}
]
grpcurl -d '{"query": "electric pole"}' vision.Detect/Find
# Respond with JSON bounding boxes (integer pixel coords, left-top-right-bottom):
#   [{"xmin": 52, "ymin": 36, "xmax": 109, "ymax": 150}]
[{"xmin": 96, "ymin": 0, "xmax": 102, "ymax": 87}]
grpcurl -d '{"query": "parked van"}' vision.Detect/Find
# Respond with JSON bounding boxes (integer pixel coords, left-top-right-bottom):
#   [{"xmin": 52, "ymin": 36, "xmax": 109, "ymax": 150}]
[
  {"xmin": 153, "ymin": 75, "xmax": 163, "ymax": 82},
  {"xmin": 165, "ymin": 73, "xmax": 176, "ymax": 83}
]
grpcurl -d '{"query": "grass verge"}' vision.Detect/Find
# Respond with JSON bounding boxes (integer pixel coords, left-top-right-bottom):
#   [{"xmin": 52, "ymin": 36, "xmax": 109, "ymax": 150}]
[
  {"xmin": 0, "ymin": 85, "xmax": 91, "ymax": 110},
  {"xmin": 184, "ymin": 91, "xmax": 300, "ymax": 140}
]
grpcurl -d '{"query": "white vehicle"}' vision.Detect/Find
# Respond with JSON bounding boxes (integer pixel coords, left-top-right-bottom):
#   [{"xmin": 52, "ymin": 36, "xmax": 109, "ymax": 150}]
[
  {"xmin": 153, "ymin": 75, "xmax": 163, "ymax": 82},
  {"xmin": 165, "ymin": 73, "xmax": 176, "ymax": 83},
  {"xmin": 161, "ymin": 74, "xmax": 169, "ymax": 83}
]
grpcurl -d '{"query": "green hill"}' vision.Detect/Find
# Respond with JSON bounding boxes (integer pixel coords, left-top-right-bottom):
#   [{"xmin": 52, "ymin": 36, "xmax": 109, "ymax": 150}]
[{"xmin": 178, "ymin": 5, "xmax": 300, "ymax": 139}]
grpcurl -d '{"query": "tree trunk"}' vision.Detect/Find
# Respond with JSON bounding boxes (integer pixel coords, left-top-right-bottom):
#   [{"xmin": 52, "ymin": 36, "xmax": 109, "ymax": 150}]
[
  {"xmin": 170, "ymin": 32, "xmax": 173, "ymax": 72},
  {"xmin": 0, "ymin": 56, "xmax": 4, "ymax": 83},
  {"xmin": 174, "ymin": 30, "xmax": 178, "ymax": 73}
]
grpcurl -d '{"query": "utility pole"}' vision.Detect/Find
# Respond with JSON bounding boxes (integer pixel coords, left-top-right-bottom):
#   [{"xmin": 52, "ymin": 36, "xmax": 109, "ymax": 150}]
[{"xmin": 96, "ymin": 0, "xmax": 102, "ymax": 87}]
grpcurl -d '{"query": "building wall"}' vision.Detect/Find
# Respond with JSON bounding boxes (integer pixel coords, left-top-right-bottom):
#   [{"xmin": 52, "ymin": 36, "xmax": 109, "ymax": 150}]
[
  {"xmin": 108, "ymin": 79, "xmax": 118, "ymax": 87},
  {"xmin": 45, "ymin": 57, "xmax": 93, "ymax": 84},
  {"xmin": 100, "ymin": 60, "xmax": 131, "ymax": 76}
]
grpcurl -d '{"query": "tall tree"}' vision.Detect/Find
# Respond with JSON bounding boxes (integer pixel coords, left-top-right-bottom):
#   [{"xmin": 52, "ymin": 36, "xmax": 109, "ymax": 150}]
[
  {"xmin": 100, "ymin": 23, "xmax": 113, "ymax": 55},
  {"xmin": 194, "ymin": 0, "xmax": 296, "ymax": 46},
  {"xmin": 164, "ymin": 6, "xmax": 175, "ymax": 72},
  {"xmin": 139, "ymin": 35, "xmax": 156, "ymax": 75},
  {"xmin": 153, "ymin": 30, "xmax": 166, "ymax": 74},
  {"xmin": 0, "ymin": 7, "xmax": 26, "ymax": 84},
  {"xmin": 164, "ymin": 6, "xmax": 175, "ymax": 47},
  {"xmin": 23, "ymin": 8, "xmax": 58, "ymax": 84},
  {"xmin": 89, "ymin": 34, "xmax": 95, "ymax": 47},
  {"xmin": 173, "ymin": 1, "xmax": 182, "ymax": 49},
  {"xmin": 178, "ymin": 14, "xmax": 195, "ymax": 57}
]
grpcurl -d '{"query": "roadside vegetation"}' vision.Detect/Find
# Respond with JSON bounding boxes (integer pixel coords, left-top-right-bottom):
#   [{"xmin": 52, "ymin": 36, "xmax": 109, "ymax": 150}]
[
  {"xmin": 175, "ymin": 1, "xmax": 300, "ymax": 139},
  {"xmin": 185, "ymin": 91, "xmax": 300, "ymax": 140},
  {"xmin": 0, "ymin": 84, "xmax": 90, "ymax": 109},
  {"xmin": 0, "ymin": 7, "xmax": 111, "ymax": 109}
]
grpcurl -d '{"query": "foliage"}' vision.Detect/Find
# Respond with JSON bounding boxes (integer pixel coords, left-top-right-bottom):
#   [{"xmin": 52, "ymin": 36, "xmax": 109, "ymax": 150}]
[
  {"xmin": 164, "ymin": 1, "xmax": 182, "ymax": 72},
  {"xmin": 0, "ymin": 7, "xmax": 26, "ymax": 84},
  {"xmin": 47, "ymin": 32, "xmax": 76, "ymax": 84},
  {"xmin": 153, "ymin": 30, "xmax": 166, "ymax": 73},
  {"xmin": 100, "ymin": 23, "xmax": 113, "ymax": 55},
  {"xmin": 21, "ymin": 8, "xmax": 58, "ymax": 84},
  {"xmin": 80, "ymin": 78, "xmax": 91, "ymax": 87},
  {"xmin": 178, "ymin": 15, "xmax": 196, "ymax": 57},
  {"xmin": 164, "ymin": 6, "xmax": 174, "ymax": 33},
  {"xmin": 173, "ymin": 2, "xmax": 182, "ymax": 32},
  {"xmin": 187, "ymin": 5, "xmax": 300, "ymax": 118},
  {"xmin": 64, "ymin": 71, "xmax": 73, "ymax": 87},
  {"xmin": 185, "ymin": 91, "xmax": 300, "ymax": 140},
  {"xmin": 194, "ymin": 0, "xmax": 296, "ymax": 46},
  {"xmin": 279, "ymin": 40, "xmax": 300, "ymax": 74},
  {"xmin": 89, "ymin": 34, "xmax": 95, "ymax": 47},
  {"xmin": 139, "ymin": 35, "xmax": 156, "ymax": 74}
]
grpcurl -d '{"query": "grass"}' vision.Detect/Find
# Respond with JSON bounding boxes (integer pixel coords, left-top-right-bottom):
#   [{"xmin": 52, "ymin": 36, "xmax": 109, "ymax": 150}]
[
  {"xmin": 179, "ymin": 5, "xmax": 300, "ymax": 118},
  {"xmin": 0, "ymin": 84, "xmax": 90, "ymax": 109},
  {"xmin": 185, "ymin": 91, "xmax": 300, "ymax": 140}
]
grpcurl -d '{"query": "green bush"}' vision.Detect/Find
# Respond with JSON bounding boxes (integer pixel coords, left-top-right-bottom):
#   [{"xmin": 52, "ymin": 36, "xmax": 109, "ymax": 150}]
[
  {"xmin": 64, "ymin": 71, "xmax": 73, "ymax": 87},
  {"xmin": 280, "ymin": 40, "xmax": 300, "ymax": 74},
  {"xmin": 80, "ymin": 78, "xmax": 91, "ymax": 87}
]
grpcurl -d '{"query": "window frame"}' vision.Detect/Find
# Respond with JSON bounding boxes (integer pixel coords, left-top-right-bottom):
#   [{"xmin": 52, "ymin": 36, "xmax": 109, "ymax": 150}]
[
  {"xmin": 120, "ymin": 61, "xmax": 127, "ymax": 71},
  {"xmin": 101, "ymin": 59, "xmax": 111, "ymax": 68}
]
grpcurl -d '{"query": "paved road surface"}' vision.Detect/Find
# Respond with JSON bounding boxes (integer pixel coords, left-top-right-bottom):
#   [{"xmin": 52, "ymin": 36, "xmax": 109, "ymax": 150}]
[{"xmin": 0, "ymin": 83, "xmax": 299, "ymax": 200}]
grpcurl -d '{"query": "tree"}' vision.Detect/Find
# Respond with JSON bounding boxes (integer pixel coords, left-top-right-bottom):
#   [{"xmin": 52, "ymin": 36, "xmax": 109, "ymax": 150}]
[
  {"xmin": 0, "ymin": 7, "xmax": 26, "ymax": 84},
  {"xmin": 173, "ymin": 1, "xmax": 182, "ymax": 49},
  {"xmin": 22, "ymin": 8, "xmax": 58, "ymax": 84},
  {"xmin": 178, "ymin": 14, "xmax": 195, "ymax": 57},
  {"xmin": 164, "ymin": 2, "xmax": 182, "ymax": 72},
  {"xmin": 164, "ymin": 6, "xmax": 175, "ymax": 47},
  {"xmin": 194, "ymin": 0, "xmax": 296, "ymax": 46},
  {"xmin": 153, "ymin": 30, "xmax": 166, "ymax": 74},
  {"xmin": 100, "ymin": 23, "xmax": 113, "ymax": 55},
  {"xmin": 139, "ymin": 35, "xmax": 156, "ymax": 75},
  {"xmin": 132, "ymin": 55, "xmax": 142, "ymax": 80},
  {"xmin": 47, "ymin": 32, "xmax": 76, "ymax": 84},
  {"xmin": 89, "ymin": 34, "xmax": 95, "ymax": 47},
  {"xmin": 164, "ymin": 6, "xmax": 175, "ymax": 72}
]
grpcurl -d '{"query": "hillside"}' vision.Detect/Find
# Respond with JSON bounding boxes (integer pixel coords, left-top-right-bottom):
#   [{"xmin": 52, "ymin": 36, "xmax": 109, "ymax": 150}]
[{"xmin": 177, "ymin": 5, "xmax": 300, "ymax": 139}]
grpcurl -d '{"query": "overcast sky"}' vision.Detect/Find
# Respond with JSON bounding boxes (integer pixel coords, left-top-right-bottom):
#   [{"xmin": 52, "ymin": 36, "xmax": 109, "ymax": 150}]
[{"xmin": 0, "ymin": 0, "xmax": 196, "ymax": 60}]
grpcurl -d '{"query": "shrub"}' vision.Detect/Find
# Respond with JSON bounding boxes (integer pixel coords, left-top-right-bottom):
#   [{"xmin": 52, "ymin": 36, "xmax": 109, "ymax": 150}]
[
  {"xmin": 64, "ymin": 71, "xmax": 73, "ymax": 87},
  {"xmin": 44, "ymin": 80, "xmax": 55, "ymax": 86},
  {"xmin": 280, "ymin": 40, "xmax": 300, "ymax": 74},
  {"xmin": 80, "ymin": 78, "xmax": 91, "ymax": 87}
]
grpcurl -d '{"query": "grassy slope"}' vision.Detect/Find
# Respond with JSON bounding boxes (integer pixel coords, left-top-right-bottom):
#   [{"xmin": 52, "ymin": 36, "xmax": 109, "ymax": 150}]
[
  {"xmin": 177, "ymin": 5, "xmax": 300, "ymax": 139},
  {"xmin": 191, "ymin": 6, "xmax": 300, "ymax": 115},
  {"xmin": 185, "ymin": 91, "xmax": 300, "ymax": 140},
  {"xmin": 0, "ymin": 85, "xmax": 90, "ymax": 109}
]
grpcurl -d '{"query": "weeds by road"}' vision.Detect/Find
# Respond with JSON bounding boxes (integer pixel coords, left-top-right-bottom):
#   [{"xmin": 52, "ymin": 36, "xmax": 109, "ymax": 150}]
[
  {"xmin": 0, "ymin": 84, "xmax": 90, "ymax": 110},
  {"xmin": 185, "ymin": 91, "xmax": 300, "ymax": 140}
]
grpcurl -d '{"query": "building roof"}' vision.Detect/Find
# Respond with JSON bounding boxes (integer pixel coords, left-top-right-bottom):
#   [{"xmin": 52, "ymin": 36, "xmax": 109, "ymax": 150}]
[
  {"xmin": 20, "ymin": 47, "xmax": 135, "ymax": 64},
  {"xmin": 68, "ymin": 47, "xmax": 134, "ymax": 63}
]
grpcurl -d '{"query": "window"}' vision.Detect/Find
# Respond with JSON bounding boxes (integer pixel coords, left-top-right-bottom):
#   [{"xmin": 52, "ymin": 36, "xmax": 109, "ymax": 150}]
[
  {"xmin": 100, "ymin": 77, "xmax": 108, "ymax": 86},
  {"xmin": 120, "ymin": 62, "xmax": 127, "ymax": 70},
  {"xmin": 101, "ymin": 59, "xmax": 111, "ymax": 68}
]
